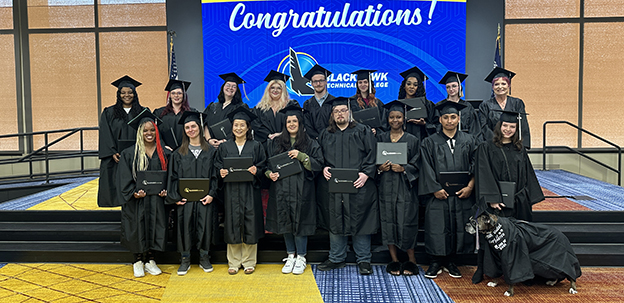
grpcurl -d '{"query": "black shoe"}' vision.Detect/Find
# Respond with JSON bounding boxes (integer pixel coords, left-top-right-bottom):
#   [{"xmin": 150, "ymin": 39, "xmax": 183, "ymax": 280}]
[
  {"xmin": 424, "ymin": 262, "xmax": 442, "ymax": 279},
  {"xmin": 358, "ymin": 262, "xmax": 373, "ymax": 275},
  {"xmin": 199, "ymin": 256, "xmax": 213, "ymax": 273},
  {"xmin": 444, "ymin": 262, "xmax": 462, "ymax": 278},
  {"xmin": 317, "ymin": 259, "xmax": 346, "ymax": 271},
  {"xmin": 472, "ymin": 269, "xmax": 484, "ymax": 284},
  {"xmin": 177, "ymin": 257, "xmax": 191, "ymax": 276}
]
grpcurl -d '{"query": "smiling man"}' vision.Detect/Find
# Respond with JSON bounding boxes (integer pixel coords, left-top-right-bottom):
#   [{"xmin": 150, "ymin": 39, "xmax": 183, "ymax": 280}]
[{"xmin": 302, "ymin": 64, "xmax": 336, "ymax": 140}]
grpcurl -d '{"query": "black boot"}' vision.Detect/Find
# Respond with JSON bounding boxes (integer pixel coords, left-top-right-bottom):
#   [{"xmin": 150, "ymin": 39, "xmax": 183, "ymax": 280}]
[{"xmin": 472, "ymin": 249, "xmax": 484, "ymax": 284}]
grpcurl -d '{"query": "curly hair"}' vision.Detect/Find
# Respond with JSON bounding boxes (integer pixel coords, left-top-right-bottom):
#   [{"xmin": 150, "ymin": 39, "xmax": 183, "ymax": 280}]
[
  {"xmin": 355, "ymin": 79, "xmax": 378, "ymax": 108},
  {"xmin": 256, "ymin": 80, "xmax": 289, "ymax": 112},
  {"xmin": 113, "ymin": 85, "xmax": 143, "ymax": 119},
  {"xmin": 398, "ymin": 76, "xmax": 426, "ymax": 99}
]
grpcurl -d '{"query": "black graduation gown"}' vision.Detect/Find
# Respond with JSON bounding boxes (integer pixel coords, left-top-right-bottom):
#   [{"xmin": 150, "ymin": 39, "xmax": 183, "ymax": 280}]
[
  {"xmin": 265, "ymin": 138, "xmax": 324, "ymax": 236},
  {"xmin": 214, "ymin": 140, "xmax": 266, "ymax": 244},
  {"xmin": 483, "ymin": 217, "xmax": 582, "ymax": 285},
  {"xmin": 419, "ymin": 131, "xmax": 478, "ymax": 256},
  {"xmin": 153, "ymin": 107, "xmax": 197, "ymax": 150},
  {"xmin": 377, "ymin": 131, "xmax": 420, "ymax": 250},
  {"xmin": 166, "ymin": 145, "xmax": 218, "ymax": 253},
  {"xmin": 252, "ymin": 107, "xmax": 285, "ymax": 145},
  {"xmin": 302, "ymin": 94, "xmax": 335, "ymax": 140},
  {"xmin": 317, "ymin": 123, "xmax": 379, "ymax": 236},
  {"xmin": 98, "ymin": 106, "xmax": 143, "ymax": 207},
  {"xmin": 433, "ymin": 99, "xmax": 482, "ymax": 140},
  {"xmin": 475, "ymin": 141, "xmax": 544, "ymax": 222},
  {"xmin": 404, "ymin": 98, "xmax": 437, "ymax": 143},
  {"xmin": 349, "ymin": 96, "xmax": 389, "ymax": 132},
  {"xmin": 203, "ymin": 101, "xmax": 249, "ymax": 139},
  {"xmin": 117, "ymin": 147, "xmax": 169, "ymax": 254},
  {"xmin": 479, "ymin": 96, "xmax": 531, "ymax": 148}
]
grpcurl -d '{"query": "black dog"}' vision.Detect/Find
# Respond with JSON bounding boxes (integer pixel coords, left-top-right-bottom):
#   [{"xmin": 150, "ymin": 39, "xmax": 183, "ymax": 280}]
[{"xmin": 466, "ymin": 214, "xmax": 581, "ymax": 297}]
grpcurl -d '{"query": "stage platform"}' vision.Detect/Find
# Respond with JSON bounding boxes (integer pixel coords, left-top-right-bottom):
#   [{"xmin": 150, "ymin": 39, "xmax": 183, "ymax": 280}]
[{"xmin": 0, "ymin": 170, "xmax": 623, "ymax": 302}]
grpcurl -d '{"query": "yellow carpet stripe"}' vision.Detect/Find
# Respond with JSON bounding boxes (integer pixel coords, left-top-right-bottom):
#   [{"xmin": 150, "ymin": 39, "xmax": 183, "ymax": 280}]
[{"xmin": 28, "ymin": 178, "xmax": 119, "ymax": 211}]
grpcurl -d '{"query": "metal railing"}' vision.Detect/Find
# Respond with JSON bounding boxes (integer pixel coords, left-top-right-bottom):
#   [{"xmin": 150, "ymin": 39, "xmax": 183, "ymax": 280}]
[
  {"xmin": 0, "ymin": 127, "xmax": 99, "ymax": 183},
  {"xmin": 543, "ymin": 121, "xmax": 621, "ymax": 185}
]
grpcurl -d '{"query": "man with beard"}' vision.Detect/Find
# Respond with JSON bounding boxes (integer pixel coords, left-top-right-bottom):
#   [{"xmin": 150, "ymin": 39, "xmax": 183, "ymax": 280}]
[
  {"xmin": 302, "ymin": 64, "xmax": 335, "ymax": 140},
  {"xmin": 316, "ymin": 97, "xmax": 379, "ymax": 275}
]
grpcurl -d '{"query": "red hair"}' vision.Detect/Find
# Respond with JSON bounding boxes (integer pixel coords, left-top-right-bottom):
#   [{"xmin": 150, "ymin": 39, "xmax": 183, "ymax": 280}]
[
  {"xmin": 150, "ymin": 121, "xmax": 168, "ymax": 170},
  {"xmin": 492, "ymin": 76, "xmax": 511, "ymax": 90},
  {"xmin": 355, "ymin": 80, "xmax": 378, "ymax": 108},
  {"xmin": 159, "ymin": 91, "xmax": 191, "ymax": 117}
]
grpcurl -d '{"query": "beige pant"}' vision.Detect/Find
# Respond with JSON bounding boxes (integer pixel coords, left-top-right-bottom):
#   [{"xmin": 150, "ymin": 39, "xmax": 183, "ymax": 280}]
[{"xmin": 227, "ymin": 243, "xmax": 258, "ymax": 269}]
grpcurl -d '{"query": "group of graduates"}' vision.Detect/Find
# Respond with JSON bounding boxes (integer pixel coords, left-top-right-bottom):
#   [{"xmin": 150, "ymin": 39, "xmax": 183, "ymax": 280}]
[{"xmin": 97, "ymin": 64, "xmax": 544, "ymax": 283}]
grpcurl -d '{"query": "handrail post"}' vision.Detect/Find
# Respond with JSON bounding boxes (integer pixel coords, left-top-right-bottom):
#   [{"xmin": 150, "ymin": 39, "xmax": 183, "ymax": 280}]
[
  {"xmin": 45, "ymin": 133, "xmax": 50, "ymax": 183},
  {"xmin": 542, "ymin": 122, "xmax": 547, "ymax": 171},
  {"xmin": 80, "ymin": 129, "xmax": 85, "ymax": 174},
  {"xmin": 28, "ymin": 134, "xmax": 33, "ymax": 179},
  {"xmin": 619, "ymin": 147, "xmax": 622, "ymax": 186}
]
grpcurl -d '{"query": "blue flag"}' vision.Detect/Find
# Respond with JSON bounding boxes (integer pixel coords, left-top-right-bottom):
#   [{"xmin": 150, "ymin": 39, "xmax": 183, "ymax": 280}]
[
  {"xmin": 169, "ymin": 44, "xmax": 178, "ymax": 80},
  {"xmin": 493, "ymin": 24, "xmax": 501, "ymax": 68}
]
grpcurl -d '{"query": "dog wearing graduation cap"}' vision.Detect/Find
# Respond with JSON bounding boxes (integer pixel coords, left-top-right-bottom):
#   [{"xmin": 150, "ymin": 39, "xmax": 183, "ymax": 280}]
[{"xmin": 466, "ymin": 211, "xmax": 581, "ymax": 297}]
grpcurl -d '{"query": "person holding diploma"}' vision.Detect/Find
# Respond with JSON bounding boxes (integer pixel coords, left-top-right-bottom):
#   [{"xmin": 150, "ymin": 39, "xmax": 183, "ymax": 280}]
[
  {"xmin": 316, "ymin": 97, "xmax": 378, "ymax": 276},
  {"xmin": 166, "ymin": 111, "xmax": 218, "ymax": 276},
  {"xmin": 203, "ymin": 73, "xmax": 250, "ymax": 148},
  {"xmin": 98, "ymin": 75, "xmax": 146, "ymax": 207},
  {"xmin": 349, "ymin": 69, "xmax": 387, "ymax": 134},
  {"xmin": 117, "ymin": 109, "xmax": 169, "ymax": 278},
  {"xmin": 419, "ymin": 101, "xmax": 478, "ymax": 280},
  {"xmin": 398, "ymin": 66, "xmax": 437, "ymax": 142},
  {"xmin": 471, "ymin": 110, "xmax": 544, "ymax": 284},
  {"xmin": 154, "ymin": 79, "xmax": 195, "ymax": 151},
  {"xmin": 376, "ymin": 100, "xmax": 421, "ymax": 276},
  {"xmin": 215, "ymin": 107, "xmax": 266, "ymax": 275},
  {"xmin": 265, "ymin": 102, "xmax": 324, "ymax": 275}
]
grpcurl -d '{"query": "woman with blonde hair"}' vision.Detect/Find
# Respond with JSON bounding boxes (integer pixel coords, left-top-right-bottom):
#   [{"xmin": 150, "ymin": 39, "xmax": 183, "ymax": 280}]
[
  {"xmin": 252, "ymin": 70, "xmax": 291, "ymax": 146},
  {"xmin": 117, "ymin": 109, "xmax": 169, "ymax": 278}
]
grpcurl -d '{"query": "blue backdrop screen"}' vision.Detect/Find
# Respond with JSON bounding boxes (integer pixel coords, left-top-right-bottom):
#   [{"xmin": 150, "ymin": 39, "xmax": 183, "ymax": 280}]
[{"xmin": 202, "ymin": 0, "xmax": 466, "ymax": 107}]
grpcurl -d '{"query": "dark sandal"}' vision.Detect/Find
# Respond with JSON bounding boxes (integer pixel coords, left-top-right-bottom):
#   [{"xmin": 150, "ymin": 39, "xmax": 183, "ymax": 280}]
[
  {"xmin": 386, "ymin": 261, "xmax": 402, "ymax": 276},
  {"xmin": 402, "ymin": 261, "xmax": 419, "ymax": 276}
]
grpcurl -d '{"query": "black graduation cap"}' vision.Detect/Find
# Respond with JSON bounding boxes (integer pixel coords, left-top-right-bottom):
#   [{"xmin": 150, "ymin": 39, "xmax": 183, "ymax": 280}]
[
  {"xmin": 493, "ymin": 109, "xmax": 529, "ymax": 140},
  {"xmin": 264, "ymin": 70, "xmax": 290, "ymax": 83},
  {"xmin": 178, "ymin": 110, "xmax": 207, "ymax": 128},
  {"xmin": 383, "ymin": 100, "xmax": 412, "ymax": 114},
  {"xmin": 111, "ymin": 75, "xmax": 141, "ymax": 89},
  {"xmin": 127, "ymin": 108, "xmax": 162, "ymax": 130},
  {"xmin": 435, "ymin": 100, "xmax": 467, "ymax": 116},
  {"xmin": 279, "ymin": 101, "xmax": 304, "ymax": 117},
  {"xmin": 325, "ymin": 97, "xmax": 351, "ymax": 109},
  {"xmin": 484, "ymin": 67, "xmax": 516, "ymax": 83},
  {"xmin": 227, "ymin": 106, "xmax": 258, "ymax": 123},
  {"xmin": 219, "ymin": 72, "xmax": 245, "ymax": 84},
  {"xmin": 439, "ymin": 71, "xmax": 468, "ymax": 85},
  {"xmin": 303, "ymin": 64, "xmax": 332, "ymax": 80},
  {"xmin": 165, "ymin": 79, "xmax": 191, "ymax": 92},
  {"xmin": 399, "ymin": 66, "xmax": 428, "ymax": 82},
  {"xmin": 351, "ymin": 69, "xmax": 376, "ymax": 81}
]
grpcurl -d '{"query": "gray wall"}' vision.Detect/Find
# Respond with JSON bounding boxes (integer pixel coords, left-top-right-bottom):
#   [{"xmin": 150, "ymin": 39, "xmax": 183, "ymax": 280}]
[
  {"xmin": 465, "ymin": 0, "xmax": 504, "ymax": 102},
  {"xmin": 166, "ymin": 0, "xmax": 205, "ymax": 110},
  {"xmin": 167, "ymin": 0, "xmax": 505, "ymax": 109}
]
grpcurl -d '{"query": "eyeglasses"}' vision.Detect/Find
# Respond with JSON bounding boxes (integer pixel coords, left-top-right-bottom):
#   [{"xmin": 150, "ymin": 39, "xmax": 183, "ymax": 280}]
[
  {"xmin": 333, "ymin": 109, "xmax": 349, "ymax": 114},
  {"xmin": 224, "ymin": 84, "xmax": 237, "ymax": 89},
  {"xmin": 311, "ymin": 80, "xmax": 326, "ymax": 84}
]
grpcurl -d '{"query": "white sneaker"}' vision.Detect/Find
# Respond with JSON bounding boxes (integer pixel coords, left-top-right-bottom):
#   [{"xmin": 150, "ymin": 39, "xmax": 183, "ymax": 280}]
[
  {"xmin": 292, "ymin": 255, "xmax": 307, "ymax": 275},
  {"xmin": 282, "ymin": 255, "xmax": 296, "ymax": 274},
  {"xmin": 133, "ymin": 261, "xmax": 145, "ymax": 278},
  {"xmin": 144, "ymin": 260, "xmax": 162, "ymax": 276}
]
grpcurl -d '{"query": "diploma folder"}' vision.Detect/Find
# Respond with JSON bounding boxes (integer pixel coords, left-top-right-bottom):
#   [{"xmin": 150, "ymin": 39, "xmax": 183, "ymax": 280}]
[
  {"xmin": 136, "ymin": 170, "xmax": 167, "ymax": 195},
  {"xmin": 178, "ymin": 178, "xmax": 210, "ymax": 201},
  {"xmin": 376, "ymin": 142, "xmax": 408, "ymax": 165},
  {"xmin": 209, "ymin": 118, "xmax": 232, "ymax": 141},
  {"xmin": 268, "ymin": 152, "xmax": 303, "ymax": 180},
  {"xmin": 328, "ymin": 168, "xmax": 359, "ymax": 194},
  {"xmin": 401, "ymin": 97, "xmax": 428, "ymax": 120},
  {"xmin": 352, "ymin": 107, "xmax": 381, "ymax": 128},
  {"xmin": 439, "ymin": 171, "xmax": 470, "ymax": 195},
  {"xmin": 223, "ymin": 157, "xmax": 254, "ymax": 182}
]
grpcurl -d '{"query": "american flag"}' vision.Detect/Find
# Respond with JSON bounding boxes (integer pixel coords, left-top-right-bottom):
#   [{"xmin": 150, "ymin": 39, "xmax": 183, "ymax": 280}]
[{"xmin": 169, "ymin": 44, "xmax": 178, "ymax": 80}]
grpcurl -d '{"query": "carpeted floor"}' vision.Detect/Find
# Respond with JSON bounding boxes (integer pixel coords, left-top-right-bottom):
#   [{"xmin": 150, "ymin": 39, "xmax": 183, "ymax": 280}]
[
  {"xmin": 434, "ymin": 266, "xmax": 624, "ymax": 303},
  {"xmin": 535, "ymin": 170, "xmax": 624, "ymax": 210},
  {"xmin": 533, "ymin": 188, "xmax": 591, "ymax": 211}
]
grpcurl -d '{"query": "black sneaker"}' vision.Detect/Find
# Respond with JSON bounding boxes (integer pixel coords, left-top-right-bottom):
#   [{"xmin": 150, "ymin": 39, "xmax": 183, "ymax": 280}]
[
  {"xmin": 177, "ymin": 257, "xmax": 191, "ymax": 276},
  {"xmin": 199, "ymin": 256, "xmax": 213, "ymax": 273},
  {"xmin": 424, "ymin": 262, "xmax": 442, "ymax": 279},
  {"xmin": 443, "ymin": 262, "xmax": 462, "ymax": 278},
  {"xmin": 358, "ymin": 262, "xmax": 373, "ymax": 275},
  {"xmin": 317, "ymin": 259, "xmax": 346, "ymax": 271}
]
